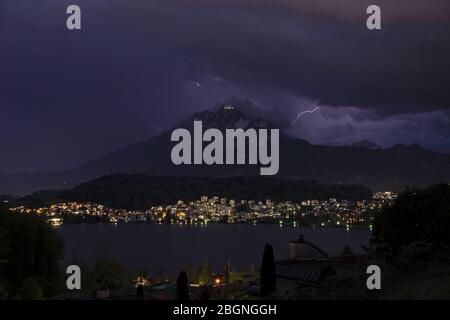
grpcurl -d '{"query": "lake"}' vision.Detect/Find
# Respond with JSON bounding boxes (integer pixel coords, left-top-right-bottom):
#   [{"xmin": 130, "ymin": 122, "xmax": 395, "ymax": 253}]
[{"xmin": 57, "ymin": 224, "xmax": 371, "ymax": 276}]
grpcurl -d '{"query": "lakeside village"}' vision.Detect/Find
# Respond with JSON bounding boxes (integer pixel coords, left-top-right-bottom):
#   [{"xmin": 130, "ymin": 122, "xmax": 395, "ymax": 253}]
[{"xmin": 8, "ymin": 192, "xmax": 397, "ymax": 229}]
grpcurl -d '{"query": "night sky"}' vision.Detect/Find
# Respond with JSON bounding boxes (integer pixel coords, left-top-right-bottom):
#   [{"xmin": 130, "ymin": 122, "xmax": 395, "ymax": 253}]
[{"xmin": 1, "ymin": 0, "xmax": 449, "ymax": 173}]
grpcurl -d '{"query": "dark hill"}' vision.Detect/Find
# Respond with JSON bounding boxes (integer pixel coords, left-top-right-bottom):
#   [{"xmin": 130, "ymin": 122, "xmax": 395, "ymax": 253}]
[{"xmin": 19, "ymin": 174, "xmax": 372, "ymax": 210}]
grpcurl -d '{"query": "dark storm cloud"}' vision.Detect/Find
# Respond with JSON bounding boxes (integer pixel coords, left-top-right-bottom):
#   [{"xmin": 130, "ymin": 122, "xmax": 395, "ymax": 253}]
[
  {"xmin": 1, "ymin": 0, "xmax": 449, "ymax": 172},
  {"xmin": 0, "ymin": 0, "xmax": 203, "ymax": 171},
  {"xmin": 101, "ymin": 0, "xmax": 450, "ymax": 114}
]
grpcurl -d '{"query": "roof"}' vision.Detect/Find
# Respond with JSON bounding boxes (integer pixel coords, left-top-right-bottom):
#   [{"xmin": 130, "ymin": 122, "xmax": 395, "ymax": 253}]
[
  {"xmin": 288, "ymin": 234, "xmax": 330, "ymax": 260},
  {"xmin": 276, "ymin": 263, "xmax": 323, "ymax": 283},
  {"xmin": 288, "ymin": 240, "xmax": 330, "ymax": 260},
  {"xmin": 276, "ymin": 254, "xmax": 370, "ymax": 283}
]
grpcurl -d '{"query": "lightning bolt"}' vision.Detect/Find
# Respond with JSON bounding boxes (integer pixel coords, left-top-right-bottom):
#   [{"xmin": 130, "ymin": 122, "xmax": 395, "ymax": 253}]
[
  {"xmin": 249, "ymin": 98, "xmax": 262, "ymax": 108},
  {"xmin": 291, "ymin": 106, "xmax": 320, "ymax": 125}
]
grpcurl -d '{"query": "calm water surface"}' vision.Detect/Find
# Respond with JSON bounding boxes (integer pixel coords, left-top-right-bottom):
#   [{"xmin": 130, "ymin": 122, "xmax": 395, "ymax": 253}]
[{"xmin": 57, "ymin": 224, "xmax": 371, "ymax": 275}]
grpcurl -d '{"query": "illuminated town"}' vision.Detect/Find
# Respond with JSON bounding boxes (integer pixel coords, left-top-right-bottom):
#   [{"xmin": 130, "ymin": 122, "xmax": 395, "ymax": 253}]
[{"xmin": 9, "ymin": 192, "xmax": 397, "ymax": 228}]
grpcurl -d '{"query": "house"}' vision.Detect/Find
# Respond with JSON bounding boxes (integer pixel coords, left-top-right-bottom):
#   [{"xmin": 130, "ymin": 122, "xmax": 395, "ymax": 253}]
[{"xmin": 276, "ymin": 234, "xmax": 367, "ymax": 298}]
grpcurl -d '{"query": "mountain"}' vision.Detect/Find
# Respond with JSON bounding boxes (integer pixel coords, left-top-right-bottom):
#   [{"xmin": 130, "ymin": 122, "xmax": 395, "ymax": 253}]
[
  {"xmin": 351, "ymin": 140, "xmax": 381, "ymax": 150},
  {"xmin": 2, "ymin": 99, "xmax": 450, "ymax": 195}
]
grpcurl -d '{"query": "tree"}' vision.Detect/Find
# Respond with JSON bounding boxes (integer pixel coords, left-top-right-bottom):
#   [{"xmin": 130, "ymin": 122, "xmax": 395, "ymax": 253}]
[
  {"xmin": 136, "ymin": 284, "xmax": 144, "ymax": 299},
  {"xmin": 260, "ymin": 244, "xmax": 276, "ymax": 296},
  {"xmin": 183, "ymin": 264, "xmax": 197, "ymax": 284},
  {"xmin": 0, "ymin": 204, "xmax": 64, "ymax": 297},
  {"xmin": 372, "ymin": 183, "xmax": 450, "ymax": 263},
  {"xmin": 198, "ymin": 259, "xmax": 212, "ymax": 285},
  {"xmin": 223, "ymin": 260, "xmax": 231, "ymax": 284},
  {"xmin": 176, "ymin": 271, "xmax": 190, "ymax": 300}
]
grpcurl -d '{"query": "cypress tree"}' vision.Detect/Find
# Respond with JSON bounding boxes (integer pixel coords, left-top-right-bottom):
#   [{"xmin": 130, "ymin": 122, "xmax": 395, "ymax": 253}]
[
  {"xmin": 176, "ymin": 271, "xmax": 190, "ymax": 300},
  {"xmin": 136, "ymin": 284, "xmax": 144, "ymax": 299},
  {"xmin": 260, "ymin": 244, "xmax": 276, "ymax": 296}
]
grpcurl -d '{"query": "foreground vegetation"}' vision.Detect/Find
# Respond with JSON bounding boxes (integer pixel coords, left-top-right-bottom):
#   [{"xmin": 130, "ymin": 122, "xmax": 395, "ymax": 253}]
[
  {"xmin": 18, "ymin": 174, "xmax": 372, "ymax": 210},
  {"xmin": 293, "ymin": 183, "xmax": 450, "ymax": 299},
  {"xmin": 0, "ymin": 204, "xmax": 64, "ymax": 299}
]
